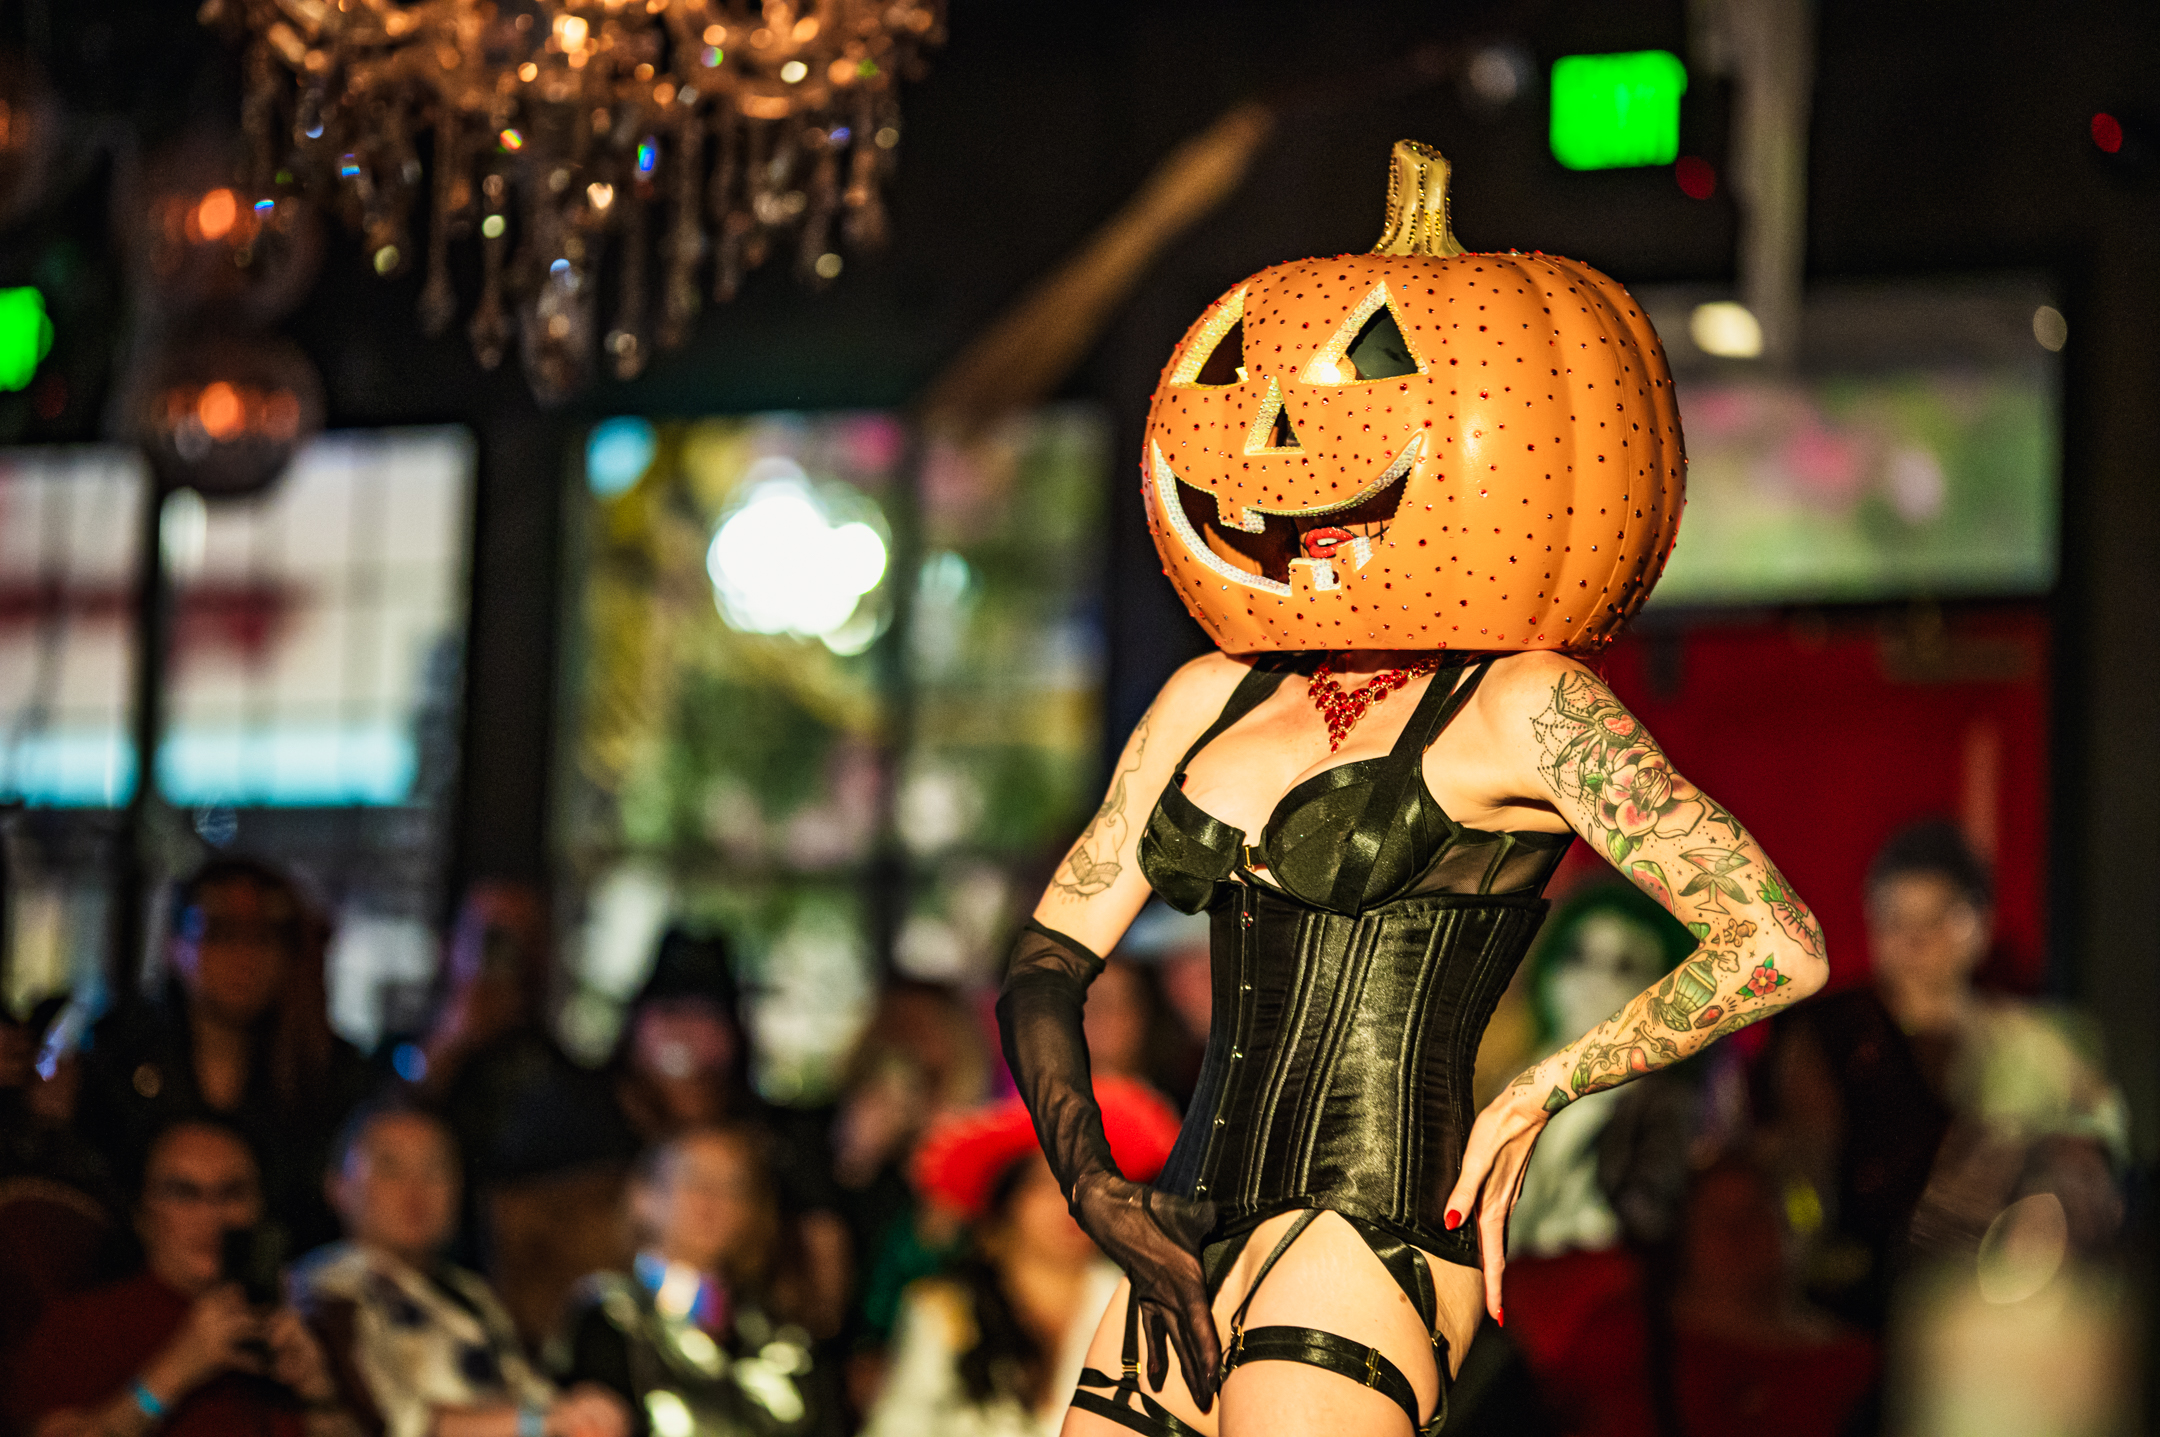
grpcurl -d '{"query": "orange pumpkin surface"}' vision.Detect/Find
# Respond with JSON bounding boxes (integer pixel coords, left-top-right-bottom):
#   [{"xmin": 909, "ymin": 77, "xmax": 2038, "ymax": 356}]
[{"xmin": 1142, "ymin": 141, "xmax": 1685, "ymax": 653}]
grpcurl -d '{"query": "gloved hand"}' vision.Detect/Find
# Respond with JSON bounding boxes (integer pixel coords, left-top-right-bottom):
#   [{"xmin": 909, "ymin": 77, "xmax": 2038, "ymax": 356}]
[
  {"xmin": 996, "ymin": 921, "xmax": 1222, "ymax": 1410},
  {"xmin": 1070, "ymin": 1170, "xmax": 1221, "ymax": 1405}
]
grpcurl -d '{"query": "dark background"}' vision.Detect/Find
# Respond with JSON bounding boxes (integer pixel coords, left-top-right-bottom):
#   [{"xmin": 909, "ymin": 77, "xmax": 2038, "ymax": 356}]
[{"xmin": 2, "ymin": 0, "xmax": 2155, "ymax": 1162}]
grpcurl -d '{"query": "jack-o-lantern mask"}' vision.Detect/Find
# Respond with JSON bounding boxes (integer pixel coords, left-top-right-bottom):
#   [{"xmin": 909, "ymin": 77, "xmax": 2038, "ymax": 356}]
[{"xmin": 1143, "ymin": 140, "xmax": 1684, "ymax": 653}]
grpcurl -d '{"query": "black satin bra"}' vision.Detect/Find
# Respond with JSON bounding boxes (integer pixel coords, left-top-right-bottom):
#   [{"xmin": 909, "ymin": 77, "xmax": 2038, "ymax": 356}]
[{"xmin": 1138, "ymin": 654, "xmax": 1571, "ymax": 916}]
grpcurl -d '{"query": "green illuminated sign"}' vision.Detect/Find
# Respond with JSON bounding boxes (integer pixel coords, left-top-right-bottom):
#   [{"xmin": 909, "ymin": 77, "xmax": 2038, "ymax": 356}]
[
  {"xmin": 1549, "ymin": 50, "xmax": 1688, "ymax": 171},
  {"xmin": 0, "ymin": 287, "xmax": 54, "ymax": 392}
]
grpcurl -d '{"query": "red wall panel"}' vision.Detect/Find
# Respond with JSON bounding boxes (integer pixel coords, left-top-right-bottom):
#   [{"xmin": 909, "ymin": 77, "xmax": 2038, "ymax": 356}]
[{"xmin": 1550, "ymin": 607, "xmax": 2050, "ymax": 993}]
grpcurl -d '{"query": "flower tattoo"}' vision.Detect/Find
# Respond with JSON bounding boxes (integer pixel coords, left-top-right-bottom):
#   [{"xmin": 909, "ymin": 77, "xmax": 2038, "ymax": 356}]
[{"xmin": 1533, "ymin": 671, "xmax": 1708, "ymax": 863}]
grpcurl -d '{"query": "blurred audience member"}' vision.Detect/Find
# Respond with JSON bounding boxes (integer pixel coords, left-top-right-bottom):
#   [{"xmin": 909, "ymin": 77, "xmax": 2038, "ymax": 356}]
[
  {"xmin": 1, "ymin": 995, "xmax": 120, "ymax": 1375},
  {"xmin": 1508, "ymin": 885, "xmax": 1701, "ymax": 1260},
  {"xmin": 295, "ymin": 1100, "xmax": 627, "ymax": 1437},
  {"xmin": 1666, "ymin": 1157, "xmax": 1877, "ymax": 1437},
  {"xmin": 404, "ymin": 882, "xmax": 589, "ymax": 1274},
  {"xmin": 552, "ymin": 1126, "xmax": 824, "ymax": 1436},
  {"xmin": 1491, "ymin": 885, "xmax": 1701, "ymax": 1437},
  {"xmin": 1108, "ymin": 904, "xmax": 1209, "ymax": 1106},
  {"xmin": 1508, "ymin": 1153, "xmax": 1876, "ymax": 1437},
  {"xmin": 487, "ymin": 930, "xmax": 849, "ymax": 1347},
  {"xmin": 414, "ymin": 884, "xmax": 569, "ymax": 1172},
  {"xmin": 860, "ymin": 1078, "xmax": 1177, "ymax": 1437},
  {"xmin": 78, "ymin": 858, "xmax": 370, "ymax": 1251},
  {"xmin": 1768, "ymin": 820, "xmax": 2128, "ymax": 1328},
  {"xmin": 8, "ymin": 1116, "xmax": 355, "ymax": 1437},
  {"xmin": 831, "ymin": 981, "xmax": 991, "ymax": 1353}
]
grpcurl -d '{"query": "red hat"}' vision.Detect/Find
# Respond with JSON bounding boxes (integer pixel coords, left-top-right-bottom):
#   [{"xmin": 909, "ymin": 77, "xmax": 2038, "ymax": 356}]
[{"xmin": 912, "ymin": 1076, "xmax": 1183, "ymax": 1220}]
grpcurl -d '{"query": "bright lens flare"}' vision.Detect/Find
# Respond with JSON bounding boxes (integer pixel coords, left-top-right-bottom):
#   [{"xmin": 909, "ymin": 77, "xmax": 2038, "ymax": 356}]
[{"xmin": 707, "ymin": 478, "xmax": 888, "ymax": 642}]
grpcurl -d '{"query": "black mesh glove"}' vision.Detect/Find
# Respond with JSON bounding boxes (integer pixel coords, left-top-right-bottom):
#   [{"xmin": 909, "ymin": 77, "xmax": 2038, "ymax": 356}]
[{"xmin": 997, "ymin": 920, "xmax": 1221, "ymax": 1409}]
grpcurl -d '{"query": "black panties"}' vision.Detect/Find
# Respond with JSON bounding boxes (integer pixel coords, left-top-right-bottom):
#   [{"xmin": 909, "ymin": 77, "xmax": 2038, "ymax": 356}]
[{"xmin": 1072, "ymin": 1210, "xmax": 1451, "ymax": 1436}]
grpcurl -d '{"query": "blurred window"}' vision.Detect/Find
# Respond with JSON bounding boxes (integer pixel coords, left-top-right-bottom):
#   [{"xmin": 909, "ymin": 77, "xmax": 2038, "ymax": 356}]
[
  {"xmin": 159, "ymin": 427, "xmax": 472, "ymax": 807},
  {"xmin": 562, "ymin": 409, "xmax": 1110, "ymax": 1099},
  {"xmin": 0, "ymin": 446, "xmax": 144, "ymax": 807},
  {"xmin": 0, "ymin": 429, "xmax": 473, "ymax": 1041}
]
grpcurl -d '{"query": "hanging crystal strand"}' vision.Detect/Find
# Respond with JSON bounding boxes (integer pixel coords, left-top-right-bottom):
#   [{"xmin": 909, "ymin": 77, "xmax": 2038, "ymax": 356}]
[
  {"xmin": 522, "ymin": 181, "xmax": 595, "ymax": 404},
  {"xmin": 770, "ymin": 110, "xmax": 805, "ymax": 227},
  {"xmin": 842, "ymin": 90, "xmax": 887, "ymax": 249},
  {"xmin": 241, "ymin": 40, "xmax": 279, "ymax": 192},
  {"xmin": 607, "ymin": 189, "xmax": 649, "ymax": 380},
  {"xmin": 710, "ymin": 112, "xmax": 747, "ymax": 300},
  {"xmin": 361, "ymin": 103, "xmax": 418, "ymax": 276},
  {"xmin": 658, "ymin": 123, "xmax": 704, "ymax": 350},
  {"xmin": 418, "ymin": 110, "xmax": 461, "ymax": 335},
  {"xmin": 796, "ymin": 143, "xmax": 838, "ymax": 285},
  {"xmin": 740, "ymin": 117, "xmax": 773, "ymax": 272},
  {"xmin": 292, "ymin": 75, "xmax": 333, "ymax": 186},
  {"xmin": 469, "ymin": 168, "xmax": 511, "ymax": 369}
]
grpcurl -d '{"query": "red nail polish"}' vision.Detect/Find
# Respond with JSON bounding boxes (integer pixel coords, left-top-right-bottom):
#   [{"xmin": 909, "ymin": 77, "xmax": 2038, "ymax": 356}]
[
  {"xmin": 1444, "ymin": 1208, "xmax": 1462, "ymax": 1229},
  {"xmin": 1497, "ymin": 1308, "xmax": 1506, "ymax": 1328}
]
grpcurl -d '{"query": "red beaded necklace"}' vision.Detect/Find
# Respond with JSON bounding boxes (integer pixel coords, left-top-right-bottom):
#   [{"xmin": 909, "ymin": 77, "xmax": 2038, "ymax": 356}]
[{"xmin": 1308, "ymin": 654, "xmax": 1440, "ymax": 751}]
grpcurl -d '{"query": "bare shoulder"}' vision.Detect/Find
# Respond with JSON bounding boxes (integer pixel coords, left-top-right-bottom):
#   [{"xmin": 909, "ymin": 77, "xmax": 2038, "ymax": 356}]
[
  {"xmin": 1467, "ymin": 649, "xmax": 1603, "ymax": 727},
  {"xmin": 1144, "ymin": 651, "xmax": 1252, "ymax": 745}
]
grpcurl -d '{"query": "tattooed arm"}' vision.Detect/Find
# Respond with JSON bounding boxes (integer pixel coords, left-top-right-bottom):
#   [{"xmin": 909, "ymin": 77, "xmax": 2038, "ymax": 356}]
[
  {"xmin": 1030, "ymin": 652, "xmax": 1249, "ymax": 955},
  {"xmin": 1443, "ymin": 651, "xmax": 1826, "ymax": 1321},
  {"xmin": 1511, "ymin": 661, "xmax": 1828, "ymax": 1106}
]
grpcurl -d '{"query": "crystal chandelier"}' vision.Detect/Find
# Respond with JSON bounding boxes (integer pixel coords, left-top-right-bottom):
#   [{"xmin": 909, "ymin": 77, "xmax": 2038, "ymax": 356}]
[{"xmin": 200, "ymin": 0, "xmax": 945, "ymax": 401}]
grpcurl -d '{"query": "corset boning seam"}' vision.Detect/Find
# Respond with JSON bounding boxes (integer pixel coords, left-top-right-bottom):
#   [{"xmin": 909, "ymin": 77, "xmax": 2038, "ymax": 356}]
[
  {"xmin": 1285, "ymin": 909, "xmax": 1376, "ymax": 1201},
  {"xmin": 1243, "ymin": 900, "xmax": 1322, "ymax": 1205},
  {"xmin": 1394, "ymin": 909, "xmax": 1446, "ymax": 1221}
]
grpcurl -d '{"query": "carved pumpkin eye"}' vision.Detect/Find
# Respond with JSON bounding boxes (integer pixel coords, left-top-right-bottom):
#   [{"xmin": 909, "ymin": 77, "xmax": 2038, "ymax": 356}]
[
  {"xmin": 1190, "ymin": 317, "xmax": 1246, "ymax": 387},
  {"xmin": 1304, "ymin": 296, "xmax": 1422, "ymax": 385},
  {"xmin": 1344, "ymin": 306, "xmax": 1418, "ymax": 379}
]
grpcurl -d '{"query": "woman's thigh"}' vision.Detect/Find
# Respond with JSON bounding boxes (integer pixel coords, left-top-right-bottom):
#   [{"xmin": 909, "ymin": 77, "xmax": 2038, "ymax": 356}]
[{"xmin": 1061, "ymin": 1210, "xmax": 1486, "ymax": 1437}]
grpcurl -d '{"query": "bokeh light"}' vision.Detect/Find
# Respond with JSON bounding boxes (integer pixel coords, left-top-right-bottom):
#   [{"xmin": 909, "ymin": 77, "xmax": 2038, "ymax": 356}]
[
  {"xmin": 2032, "ymin": 305, "xmax": 2068, "ymax": 352},
  {"xmin": 1689, "ymin": 300, "xmax": 1763, "ymax": 359},
  {"xmin": 587, "ymin": 416, "xmax": 658, "ymax": 496},
  {"xmin": 706, "ymin": 466, "xmax": 889, "ymax": 645},
  {"xmin": 1675, "ymin": 155, "xmax": 1717, "ymax": 199},
  {"xmin": 0, "ymin": 285, "xmax": 54, "ymax": 391},
  {"xmin": 2091, "ymin": 112, "xmax": 2123, "ymax": 154}
]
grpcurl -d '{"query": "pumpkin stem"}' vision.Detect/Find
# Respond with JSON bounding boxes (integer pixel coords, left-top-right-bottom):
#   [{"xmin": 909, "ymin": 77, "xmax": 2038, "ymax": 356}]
[{"xmin": 1372, "ymin": 140, "xmax": 1464, "ymax": 258}]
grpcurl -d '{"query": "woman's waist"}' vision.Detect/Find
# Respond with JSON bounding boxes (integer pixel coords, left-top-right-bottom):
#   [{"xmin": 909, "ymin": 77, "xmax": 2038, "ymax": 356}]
[
  {"xmin": 1205, "ymin": 884, "xmax": 1548, "ymax": 1029},
  {"xmin": 1182, "ymin": 1183, "xmax": 1480, "ymax": 1272}
]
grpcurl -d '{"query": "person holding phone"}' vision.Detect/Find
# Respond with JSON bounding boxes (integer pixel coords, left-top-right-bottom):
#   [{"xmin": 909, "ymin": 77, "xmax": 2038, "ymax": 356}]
[{"xmin": 7, "ymin": 1116, "xmax": 356, "ymax": 1437}]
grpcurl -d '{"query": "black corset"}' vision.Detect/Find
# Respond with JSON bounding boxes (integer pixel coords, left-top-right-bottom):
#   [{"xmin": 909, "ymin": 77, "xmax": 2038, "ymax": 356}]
[{"xmin": 1156, "ymin": 881, "xmax": 1548, "ymax": 1267}]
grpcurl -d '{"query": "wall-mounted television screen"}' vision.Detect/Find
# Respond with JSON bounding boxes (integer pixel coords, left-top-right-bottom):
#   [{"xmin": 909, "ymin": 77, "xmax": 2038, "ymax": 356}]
[{"xmin": 1639, "ymin": 279, "xmax": 2059, "ymax": 608}]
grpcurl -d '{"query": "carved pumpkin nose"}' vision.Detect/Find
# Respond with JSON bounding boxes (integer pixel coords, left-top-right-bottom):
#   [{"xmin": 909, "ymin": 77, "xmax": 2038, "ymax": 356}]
[{"xmin": 1269, "ymin": 407, "xmax": 1300, "ymax": 449}]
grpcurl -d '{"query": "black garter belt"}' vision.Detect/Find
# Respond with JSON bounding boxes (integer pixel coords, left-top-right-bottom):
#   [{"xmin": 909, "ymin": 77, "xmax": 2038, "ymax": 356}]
[{"xmin": 1071, "ymin": 1210, "xmax": 1451, "ymax": 1435}]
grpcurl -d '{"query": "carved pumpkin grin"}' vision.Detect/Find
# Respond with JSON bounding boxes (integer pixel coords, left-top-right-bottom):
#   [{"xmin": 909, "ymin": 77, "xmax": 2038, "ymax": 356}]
[
  {"xmin": 1141, "ymin": 140, "xmax": 1686, "ymax": 654},
  {"xmin": 1149, "ymin": 431, "xmax": 1423, "ymax": 595}
]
